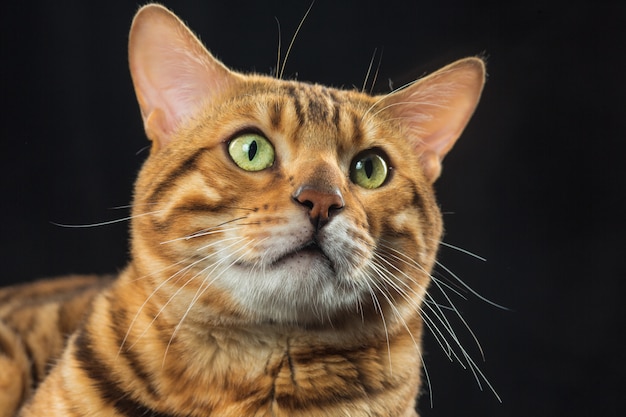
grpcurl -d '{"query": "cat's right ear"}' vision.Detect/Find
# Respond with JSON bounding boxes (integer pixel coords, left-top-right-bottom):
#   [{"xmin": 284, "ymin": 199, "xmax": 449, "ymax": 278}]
[{"xmin": 129, "ymin": 4, "xmax": 239, "ymax": 151}]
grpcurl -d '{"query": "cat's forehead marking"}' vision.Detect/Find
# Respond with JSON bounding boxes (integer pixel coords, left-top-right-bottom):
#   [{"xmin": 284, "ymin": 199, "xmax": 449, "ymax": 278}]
[
  {"xmin": 253, "ymin": 81, "xmax": 369, "ymax": 151},
  {"xmin": 280, "ymin": 83, "xmax": 340, "ymax": 126}
]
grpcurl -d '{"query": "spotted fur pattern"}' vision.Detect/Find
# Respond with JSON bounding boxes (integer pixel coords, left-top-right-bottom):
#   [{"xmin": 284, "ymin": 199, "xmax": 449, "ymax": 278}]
[{"xmin": 0, "ymin": 4, "xmax": 485, "ymax": 416}]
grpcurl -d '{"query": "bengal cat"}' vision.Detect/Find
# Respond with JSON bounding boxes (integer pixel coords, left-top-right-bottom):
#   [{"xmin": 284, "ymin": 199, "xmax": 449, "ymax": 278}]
[{"xmin": 0, "ymin": 4, "xmax": 486, "ymax": 416}]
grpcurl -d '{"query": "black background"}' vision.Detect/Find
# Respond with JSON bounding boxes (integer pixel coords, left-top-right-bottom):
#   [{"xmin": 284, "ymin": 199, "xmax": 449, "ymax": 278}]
[{"xmin": 1, "ymin": 1, "xmax": 624, "ymax": 416}]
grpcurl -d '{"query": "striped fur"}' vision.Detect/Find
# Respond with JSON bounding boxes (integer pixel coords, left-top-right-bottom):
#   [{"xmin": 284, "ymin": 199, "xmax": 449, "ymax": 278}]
[
  {"xmin": 1, "ymin": 4, "xmax": 485, "ymax": 416},
  {"xmin": 0, "ymin": 275, "xmax": 113, "ymax": 417}
]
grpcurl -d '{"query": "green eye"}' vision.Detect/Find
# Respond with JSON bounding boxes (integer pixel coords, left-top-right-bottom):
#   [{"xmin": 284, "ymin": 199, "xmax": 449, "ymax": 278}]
[
  {"xmin": 228, "ymin": 133, "xmax": 275, "ymax": 171},
  {"xmin": 350, "ymin": 151, "xmax": 389, "ymax": 189}
]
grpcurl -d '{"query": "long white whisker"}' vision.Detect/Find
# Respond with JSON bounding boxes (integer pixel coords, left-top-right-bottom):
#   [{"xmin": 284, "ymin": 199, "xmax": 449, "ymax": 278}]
[
  {"xmin": 160, "ymin": 218, "xmax": 248, "ymax": 245},
  {"xmin": 378, "ymin": 244, "xmax": 472, "ymax": 360},
  {"xmin": 369, "ymin": 47, "xmax": 384, "ymax": 95},
  {"xmin": 430, "ymin": 275, "xmax": 485, "ymax": 361},
  {"xmin": 195, "ymin": 236, "xmax": 242, "ymax": 252},
  {"xmin": 437, "ymin": 240, "xmax": 487, "ymax": 262},
  {"xmin": 362, "ymin": 47, "xmax": 378, "ymax": 93},
  {"xmin": 279, "ymin": 0, "xmax": 315, "ymax": 79},
  {"xmin": 367, "ymin": 256, "xmax": 434, "ymax": 407},
  {"xmin": 274, "ymin": 16, "xmax": 281, "ymax": 78},
  {"xmin": 370, "ymin": 249, "xmax": 457, "ymax": 361},
  {"xmin": 374, "ymin": 240, "xmax": 503, "ymax": 400},
  {"xmin": 361, "ymin": 79, "xmax": 420, "ymax": 122},
  {"xmin": 51, "ymin": 209, "xmax": 165, "ymax": 228},
  {"xmin": 361, "ymin": 278, "xmax": 391, "ymax": 371},
  {"xmin": 435, "ymin": 261, "xmax": 509, "ymax": 311},
  {"xmin": 431, "ymin": 270, "xmax": 502, "ymax": 401}
]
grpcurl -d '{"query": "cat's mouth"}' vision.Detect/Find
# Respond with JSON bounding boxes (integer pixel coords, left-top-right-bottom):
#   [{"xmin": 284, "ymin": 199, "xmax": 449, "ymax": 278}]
[{"xmin": 271, "ymin": 240, "xmax": 332, "ymax": 268}]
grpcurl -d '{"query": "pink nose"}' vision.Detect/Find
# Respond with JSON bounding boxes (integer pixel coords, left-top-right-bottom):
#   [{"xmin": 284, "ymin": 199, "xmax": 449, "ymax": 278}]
[{"xmin": 293, "ymin": 186, "xmax": 344, "ymax": 228}]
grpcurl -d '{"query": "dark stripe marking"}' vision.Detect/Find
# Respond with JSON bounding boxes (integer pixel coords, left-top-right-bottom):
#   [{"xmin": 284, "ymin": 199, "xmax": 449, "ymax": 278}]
[
  {"xmin": 109, "ymin": 303, "xmax": 160, "ymax": 398},
  {"xmin": 269, "ymin": 100, "xmax": 283, "ymax": 129},
  {"xmin": 147, "ymin": 147, "xmax": 211, "ymax": 205},
  {"xmin": 306, "ymin": 91, "xmax": 329, "ymax": 123},
  {"xmin": 284, "ymin": 85, "xmax": 304, "ymax": 126},
  {"xmin": 23, "ymin": 342, "xmax": 39, "ymax": 388},
  {"xmin": 328, "ymin": 90, "xmax": 342, "ymax": 127},
  {"xmin": 74, "ymin": 329, "xmax": 183, "ymax": 417},
  {"xmin": 409, "ymin": 182, "xmax": 428, "ymax": 216},
  {"xmin": 350, "ymin": 112, "xmax": 364, "ymax": 146}
]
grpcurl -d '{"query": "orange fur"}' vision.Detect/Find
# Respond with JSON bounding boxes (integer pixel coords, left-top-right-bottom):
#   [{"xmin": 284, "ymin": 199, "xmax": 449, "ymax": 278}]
[{"xmin": 1, "ymin": 4, "xmax": 485, "ymax": 416}]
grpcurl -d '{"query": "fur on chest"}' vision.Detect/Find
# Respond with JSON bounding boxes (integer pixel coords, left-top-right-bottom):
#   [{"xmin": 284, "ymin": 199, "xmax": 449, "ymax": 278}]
[{"xmin": 61, "ymin": 308, "xmax": 422, "ymax": 417}]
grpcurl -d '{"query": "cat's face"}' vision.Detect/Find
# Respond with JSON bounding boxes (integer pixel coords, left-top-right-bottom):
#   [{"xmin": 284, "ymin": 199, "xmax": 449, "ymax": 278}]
[
  {"xmin": 132, "ymin": 77, "xmax": 441, "ymax": 324},
  {"xmin": 127, "ymin": 5, "xmax": 485, "ymax": 326}
]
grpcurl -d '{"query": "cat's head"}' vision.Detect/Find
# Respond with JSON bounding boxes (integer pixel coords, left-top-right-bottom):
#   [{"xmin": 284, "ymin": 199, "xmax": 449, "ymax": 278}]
[{"xmin": 127, "ymin": 5, "xmax": 485, "ymax": 327}]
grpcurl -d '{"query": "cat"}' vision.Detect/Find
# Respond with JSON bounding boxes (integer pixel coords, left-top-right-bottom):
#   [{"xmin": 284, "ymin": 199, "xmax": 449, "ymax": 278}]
[{"xmin": 0, "ymin": 4, "xmax": 485, "ymax": 416}]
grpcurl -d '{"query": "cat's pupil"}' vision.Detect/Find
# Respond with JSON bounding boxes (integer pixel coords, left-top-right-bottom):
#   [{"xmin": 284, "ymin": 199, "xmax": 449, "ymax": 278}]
[
  {"xmin": 364, "ymin": 158, "xmax": 373, "ymax": 178},
  {"xmin": 248, "ymin": 140, "xmax": 258, "ymax": 161}
]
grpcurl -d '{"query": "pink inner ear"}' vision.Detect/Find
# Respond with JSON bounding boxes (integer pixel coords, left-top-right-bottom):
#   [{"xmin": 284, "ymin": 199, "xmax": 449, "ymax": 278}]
[
  {"xmin": 128, "ymin": 4, "xmax": 237, "ymax": 149},
  {"xmin": 380, "ymin": 58, "xmax": 486, "ymax": 182}
]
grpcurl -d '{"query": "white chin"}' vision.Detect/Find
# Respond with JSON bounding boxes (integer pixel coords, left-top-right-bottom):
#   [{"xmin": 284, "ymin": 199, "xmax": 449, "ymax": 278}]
[{"xmin": 218, "ymin": 252, "xmax": 363, "ymax": 324}]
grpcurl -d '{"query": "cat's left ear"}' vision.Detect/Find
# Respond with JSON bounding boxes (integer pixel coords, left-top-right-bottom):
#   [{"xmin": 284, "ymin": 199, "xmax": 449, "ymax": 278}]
[
  {"xmin": 128, "ymin": 4, "xmax": 240, "ymax": 151},
  {"xmin": 380, "ymin": 58, "xmax": 485, "ymax": 182}
]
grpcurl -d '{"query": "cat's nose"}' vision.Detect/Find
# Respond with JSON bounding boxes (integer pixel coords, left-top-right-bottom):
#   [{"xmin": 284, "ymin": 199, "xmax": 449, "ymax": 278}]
[{"xmin": 293, "ymin": 186, "xmax": 344, "ymax": 229}]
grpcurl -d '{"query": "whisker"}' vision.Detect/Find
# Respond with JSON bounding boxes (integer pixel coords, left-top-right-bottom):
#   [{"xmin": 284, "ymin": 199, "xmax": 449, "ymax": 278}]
[
  {"xmin": 128, "ymin": 255, "xmax": 193, "ymax": 284},
  {"xmin": 362, "ymin": 47, "xmax": 378, "ymax": 93},
  {"xmin": 278, "ymin": 0, "xmax": 315, "ymax": 79},
  {"xmin": 274, "ymin": 16, "xmax": 281, "ymax": 79},
  {"xmin": 135, "ymin": 144, "xmax": 151, "ymax": 156},
  {"xmin": 366, "ymin": 263, "xmax": 411, "ymax": 370},
  {"xmin": 361, "ymin": 278, "xmax": 392, "ymax": 371},
  {"xmin": 369, "ymin": 248, "xmax": 457, "ymax": 361},
  {"xmin": 369, "ymin": 47, "xmax": 384, "ymax": 95},
  {"xmin": 373, "ymin": 240, "xmax": 502, "ymax": 400},
  {"xmin": 377, "ymin": 244, "xmax": 471, "ymax": 355},
  {"xmin": 435, "ymin": 261, "xmax": 509, "ymax": 311},
  {"xmin": 437, "ymin": 240, "xmax": 487, "ymax": 262},
  {"xmin": 367, "ymin": 256, "xmax": 434, "ymax": 407},
  {"xmin": 430, "ymin": 272, "xmax": 468, "ymax": 301},
  {"xmin": 159, "ymin": 218, "xmax": 248, "ymax": 245},
  {"xmin": 106, "ymin": 201, "xmax": 159, "ymax": 210},
  {"xmin": 195, "ymin": 236, "xmax": 242, "ymax": 252},
  {"xmin": 423, "ymin": 300, "xmax": 459, "ymax": 312},
  {"xmin": 107, "ymin": 204, "xmax": 134, "ymax": 210},
  {"xmin": 430, "ymin": 277, "xmax": 502, "ymax": 401},
  {"xmin": 361, "ymin": 79, "xmax": 419, "ymax": 123},
  {"xmin": 429, "ymin": 275, "xmax": 485, "ymax": 361},
  {"xmin": 50, "ymin": 208, "xmax": 165, "ymax": 228},
  {"xmin": 159, "ymin": 226, "xmax": 238, "ymax": 245}
]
